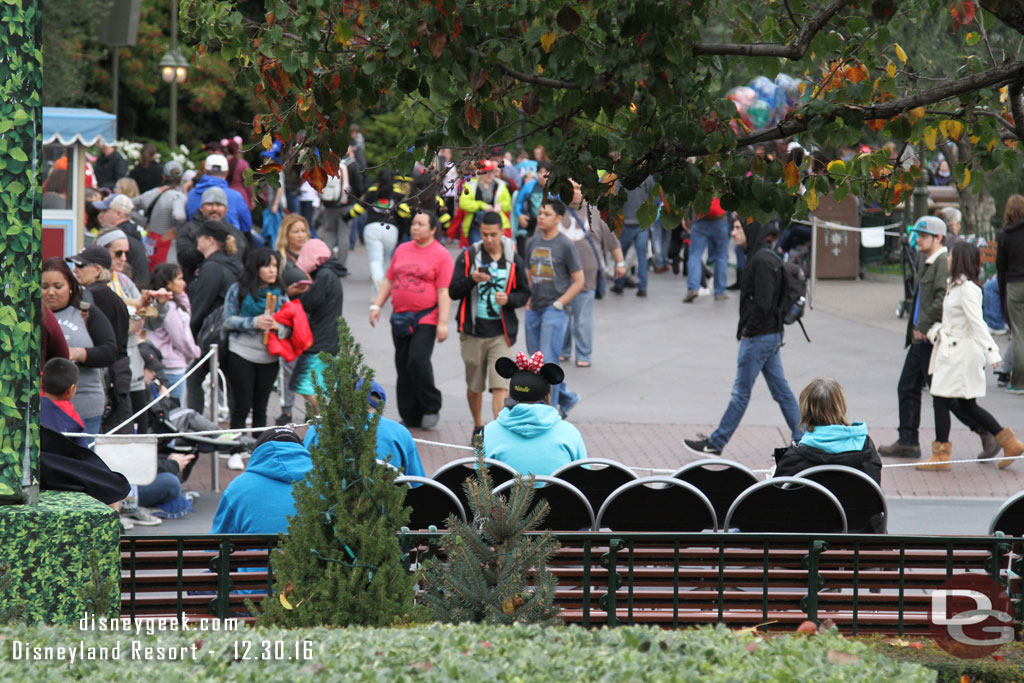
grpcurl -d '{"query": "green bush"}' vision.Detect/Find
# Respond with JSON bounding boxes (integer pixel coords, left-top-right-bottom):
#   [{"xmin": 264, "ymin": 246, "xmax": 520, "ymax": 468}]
[
  {"xmin": 0, "ymin": 622, "xmax": 933, "ymax": 681},
  {"xmin": 856, "ymin": 634, "xmax": 1024, "ymax": 683}
]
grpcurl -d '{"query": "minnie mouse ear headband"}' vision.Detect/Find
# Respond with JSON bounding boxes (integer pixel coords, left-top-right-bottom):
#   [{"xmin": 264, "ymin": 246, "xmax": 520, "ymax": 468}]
[{"xmin": 495, "ymin": 351, "xmax": 564, "ymax": 403}]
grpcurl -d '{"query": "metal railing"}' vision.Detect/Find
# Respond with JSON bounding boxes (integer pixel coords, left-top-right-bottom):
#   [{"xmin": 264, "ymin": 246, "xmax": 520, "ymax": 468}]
[{"xmin": 121, "ymin": 532, "xmax": 1024, "ymax": 635}]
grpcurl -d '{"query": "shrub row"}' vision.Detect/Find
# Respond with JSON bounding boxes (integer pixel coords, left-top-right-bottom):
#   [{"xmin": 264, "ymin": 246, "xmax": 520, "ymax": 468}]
[{"xmin": 0, "ymin": 622, "xmax": 932, "ymax": 681}]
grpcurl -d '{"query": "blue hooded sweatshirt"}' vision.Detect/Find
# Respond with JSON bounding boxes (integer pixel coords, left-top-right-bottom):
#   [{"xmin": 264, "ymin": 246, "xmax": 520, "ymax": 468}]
[
  {"xmin": 303, "ymin": 415, "xmax": 426, "ymax": 480},
  {"xmin": 798, "ymin": 422, "xmax": 868, "ymax": 453},
  {"xmin": 186, "ymin": 175, "xmax": 253, "ymax": 234},
  {"xmin": 482, "ymin": 403, "xmax": 587, "ymax": 476},
  {"xmin": 210, "ymin": 440, "xmax": 312, "ymax": 534}
]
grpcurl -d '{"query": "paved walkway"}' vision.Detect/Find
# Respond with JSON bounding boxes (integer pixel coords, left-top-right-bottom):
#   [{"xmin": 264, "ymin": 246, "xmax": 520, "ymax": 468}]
[{"xmin": 163, "ymin": 240, "xmax": 1022, "ymax": 537}]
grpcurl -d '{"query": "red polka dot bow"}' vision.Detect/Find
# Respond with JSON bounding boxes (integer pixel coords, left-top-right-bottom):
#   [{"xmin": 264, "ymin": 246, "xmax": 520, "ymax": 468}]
[{"xmin": 515, "ymin": 351, "xmax": 545, "ymax": 374}]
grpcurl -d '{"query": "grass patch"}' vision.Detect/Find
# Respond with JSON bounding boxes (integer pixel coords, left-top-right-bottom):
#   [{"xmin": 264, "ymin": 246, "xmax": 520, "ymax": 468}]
[
  {"xmin": 0, "ymin": 622, "xmax": 934, "ymax": 680},
  {"xmin": 855, "ymin": 634, "xmax": 1024, "ymax": 683}
]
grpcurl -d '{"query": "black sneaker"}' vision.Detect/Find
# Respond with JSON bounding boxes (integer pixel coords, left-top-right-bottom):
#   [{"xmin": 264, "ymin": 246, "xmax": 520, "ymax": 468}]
[
  {"xmin": 611, "ymin": 284, "xmax": 624, "ymax": 295},
  {"xmin": 471, "ymin": 425, "xmax": 484, "ymax": 447},
  {"xmin": 275, "ymin": 411, "xmax": 293, "ymax": 426},
  {"xmin": 636, "ymin": 289, "xmax": 647, "ymax": 297},
  {"xmin": 683, "ymin": 437, "xmax": 722, "ymax": 456}
]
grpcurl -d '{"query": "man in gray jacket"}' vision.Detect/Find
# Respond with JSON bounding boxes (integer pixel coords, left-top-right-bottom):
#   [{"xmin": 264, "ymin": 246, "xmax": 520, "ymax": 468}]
[{"xmin": 879, "ymin": 216, "xmax": 993, "ymax": 459}]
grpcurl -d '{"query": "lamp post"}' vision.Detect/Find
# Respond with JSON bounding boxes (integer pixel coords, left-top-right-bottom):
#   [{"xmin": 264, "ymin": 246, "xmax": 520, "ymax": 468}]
[{"xmin": 159, "ymin": 2, "xmax": 188, "ymax": 149}]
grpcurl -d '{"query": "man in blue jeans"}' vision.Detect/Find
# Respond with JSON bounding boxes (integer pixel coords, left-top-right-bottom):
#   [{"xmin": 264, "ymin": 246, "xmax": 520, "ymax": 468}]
[
  {"xmin": 611, "ymin": 176, "xmax": 654, "ymax": 297},
  {"xmin": 684, "ymin": 198, "xmax": 730, "ymax": 303},
  {"xmin": 684, "ymin": 219, "xmax": 802, "ymax": 455},
  {"xmin": 526, "ymin": 199, "xmax": 585, "ymax": 417}
]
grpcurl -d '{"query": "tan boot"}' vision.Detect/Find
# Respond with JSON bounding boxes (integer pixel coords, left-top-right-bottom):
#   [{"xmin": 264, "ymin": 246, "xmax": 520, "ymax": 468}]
[
  {"xmin": 916, "ymin": 441, "xmax": 952, "ymax": 471},
  {"xmin": 996, "ymin": 428, "xmax": 1024, "ymax": 470}
]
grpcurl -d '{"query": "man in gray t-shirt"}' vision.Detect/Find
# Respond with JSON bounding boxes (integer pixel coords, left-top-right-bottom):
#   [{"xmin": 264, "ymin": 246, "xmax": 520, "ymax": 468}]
[{"xmin": 525, "ymin": 199, "xmax": 585, "ymax": 418}]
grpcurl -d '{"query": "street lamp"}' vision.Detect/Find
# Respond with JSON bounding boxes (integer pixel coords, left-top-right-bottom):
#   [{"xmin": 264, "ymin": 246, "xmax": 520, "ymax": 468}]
[{"xmin": 159, "ymin": 47, "xmax": 188, "ymax": 149}]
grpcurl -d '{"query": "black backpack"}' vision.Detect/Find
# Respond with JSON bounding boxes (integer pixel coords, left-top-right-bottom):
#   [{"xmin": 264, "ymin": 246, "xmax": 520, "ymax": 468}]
[{"xmin": 770, "ymin": 251, "xmax": 810, "ymax": 342}]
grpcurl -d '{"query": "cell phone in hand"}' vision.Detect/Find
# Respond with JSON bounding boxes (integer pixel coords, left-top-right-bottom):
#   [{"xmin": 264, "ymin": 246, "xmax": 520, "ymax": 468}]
[
  {"xmin": 477, "ymin": 266, "xmax": 489, "ymax": 274},
  {"xmin": 295, "ymin": 279, "xmax": 313, "ymax": 287}
]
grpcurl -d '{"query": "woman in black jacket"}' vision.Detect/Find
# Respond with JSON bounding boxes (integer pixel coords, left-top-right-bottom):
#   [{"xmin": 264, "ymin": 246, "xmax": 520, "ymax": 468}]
[{"xmin": 290, "ymin": 238, "xmax": 344, "ymax": 414}]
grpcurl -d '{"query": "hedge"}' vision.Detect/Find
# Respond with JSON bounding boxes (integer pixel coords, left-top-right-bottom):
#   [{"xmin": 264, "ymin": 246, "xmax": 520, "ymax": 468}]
[
  {"xmin": 853, "ymin": 634, "xmax": 1024, "ymax": 683},
  {"xmin": 0, "ymin": 622, "xmax": 932, "ymax": 681}
]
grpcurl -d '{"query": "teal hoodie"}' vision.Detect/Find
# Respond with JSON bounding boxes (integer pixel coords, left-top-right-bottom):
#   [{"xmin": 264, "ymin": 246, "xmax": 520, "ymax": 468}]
[
  {"xmin": 482, "ymin": 403, "xmax": 587, "ymax": 476},
  {"xmin": 799, "ymin": 422, "xmax": 868, "ymax": 453}
]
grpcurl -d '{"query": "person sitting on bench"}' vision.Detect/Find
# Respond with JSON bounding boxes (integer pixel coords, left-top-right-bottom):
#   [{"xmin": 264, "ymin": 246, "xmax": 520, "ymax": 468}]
[
  {"xmin": 482, "ymin": 352, "xmax": 587, "ymax": 476},
  {"xmin": 773, "ymin": 376, "xmax": 882, "ymax": 484}
]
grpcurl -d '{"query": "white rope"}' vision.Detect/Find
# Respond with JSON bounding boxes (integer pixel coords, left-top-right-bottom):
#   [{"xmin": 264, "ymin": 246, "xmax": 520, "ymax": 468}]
[
  {"xmin": 791, "ymin": 217, "xmax": 904, "ymax": 232},
  {"xmin": 103, "ymin": 346, "xmax": 218, "ymax": 436},
  {"xmin": 882, "ymin": 454, "xmax": 1024, "ymax": 468},
  {"xmin": 411, "ymin": 438, "xmax": 474, "ymax": 452},
  {"xmin": 66, "ymin": 421, "xmax": 314, "ymax": 440}
]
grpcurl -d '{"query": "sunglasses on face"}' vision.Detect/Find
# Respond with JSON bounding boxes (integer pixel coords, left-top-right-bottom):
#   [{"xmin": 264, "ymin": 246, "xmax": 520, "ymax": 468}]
[{"xmin": 112, "ymin": 250, "xmax": 128, "ymax": 258}]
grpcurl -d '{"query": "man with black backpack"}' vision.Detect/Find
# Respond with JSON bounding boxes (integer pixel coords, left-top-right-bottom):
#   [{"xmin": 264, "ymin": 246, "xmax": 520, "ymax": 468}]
[{"xmin": 684, "ymin": 219, "xmax": 803, "ymax": 456}]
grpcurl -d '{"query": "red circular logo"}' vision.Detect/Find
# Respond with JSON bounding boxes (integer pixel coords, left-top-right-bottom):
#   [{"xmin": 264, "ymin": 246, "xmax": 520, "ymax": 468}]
[{"xmin": 927, "ymin": 573, "xmax": 1017, "ymax": 659}]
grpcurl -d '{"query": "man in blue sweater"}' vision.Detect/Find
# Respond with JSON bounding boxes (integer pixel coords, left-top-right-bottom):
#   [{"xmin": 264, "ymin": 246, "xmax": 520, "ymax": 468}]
[
  {"xmin": 186, "ymin": 153, "xmax": 254, "ymax": 237},
  {"xmin": 303, "ymin": 379, "xmax": 425, "ymax": 479},
  {"xmin": 210, "ymin": 427, "xmax": 312, "ymax": 534}
]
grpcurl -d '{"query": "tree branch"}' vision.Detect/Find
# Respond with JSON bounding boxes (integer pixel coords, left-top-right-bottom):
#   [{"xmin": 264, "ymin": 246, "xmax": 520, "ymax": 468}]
[
  {"xmin": 494, "ymin": 62, "xmax": 581, "ymax": 90},
  {"xmin": 781, "ymin": 0, "xmax": 800, "ymax": 31},
  {"xmin": 693, "ymin": 0, "xmax": 850, "ymax": 58}
]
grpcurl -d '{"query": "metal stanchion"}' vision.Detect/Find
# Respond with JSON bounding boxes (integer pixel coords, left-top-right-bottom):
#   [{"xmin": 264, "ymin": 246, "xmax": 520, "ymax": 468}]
[
  {"xmin": 209, "ymin": 344, "xmax": 220, "ymax": 492},
  {"xmin": 808, "ymin": 215, "xmax": 818, "ymax": 308}
]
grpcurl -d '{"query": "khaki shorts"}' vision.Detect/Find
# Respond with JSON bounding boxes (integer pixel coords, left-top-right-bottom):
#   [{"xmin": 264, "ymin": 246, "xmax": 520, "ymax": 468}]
[{"xmin": 460, "ymin": 333, "xmax": 513, "ymax": 394}]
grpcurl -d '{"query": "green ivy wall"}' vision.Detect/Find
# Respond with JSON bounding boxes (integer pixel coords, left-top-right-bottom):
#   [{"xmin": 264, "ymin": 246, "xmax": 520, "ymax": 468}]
[{"xmin": 0, "ymin": 0, "xmax": 41, "ymax": 503}]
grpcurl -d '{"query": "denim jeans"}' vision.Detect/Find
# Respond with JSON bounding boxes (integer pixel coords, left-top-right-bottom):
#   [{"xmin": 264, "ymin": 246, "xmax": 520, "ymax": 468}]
[
  {"xmin": 709, "ymin": 333, "xmax": 802, "ymax": 449},
  {"xmin": 364, "ymin": 221, "xmax": 399, "ymax": 292},
  {"xmin": 649, "ymin": 219, "xmax": 670, "ymax": 268},
  {"xmin": 687, "ymin": 216, "xmax": 730, "ymax": 295},
  {"xmin": 348, "ymin": 212, "xmax": 367, "ymax": 249},
  {"xmin": 614, "ymin": 224, "xmax": 649, "ymax": 291},
  {"xmin": 525, "ymin": 305, "xmax": 574, "ymax": 409},
  {"xmin": 165, "ymin": 370, "xmax": 187, "ymax": 405},
  {"xmin": 561, "ymin": 289, "xmax": 595, "ymax": 363},
  {"xmin": 138, "ymin": 471, "xmax": 182, "ymax": 508}
]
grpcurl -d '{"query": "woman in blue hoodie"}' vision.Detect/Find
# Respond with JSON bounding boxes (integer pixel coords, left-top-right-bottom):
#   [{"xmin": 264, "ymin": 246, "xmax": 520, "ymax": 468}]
[
  {"xmin": 774, "ymin": 377, "xmax": 882, "ymax": 484},
  {"xmin": 482, "ymin": 352, "xmax": 587, "ymax": 476}
]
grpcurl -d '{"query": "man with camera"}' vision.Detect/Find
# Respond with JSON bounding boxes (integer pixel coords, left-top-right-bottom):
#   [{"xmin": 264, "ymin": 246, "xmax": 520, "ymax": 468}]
[{"xmin": 449, "ymin": 212, "xmax": 531, "ymax": 444}]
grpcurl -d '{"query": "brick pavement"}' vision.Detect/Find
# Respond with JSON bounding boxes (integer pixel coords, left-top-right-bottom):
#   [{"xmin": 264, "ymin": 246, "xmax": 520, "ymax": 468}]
[{"xmin": 185, "ymin": 419, "xmax": 1024, "ymax": 502}]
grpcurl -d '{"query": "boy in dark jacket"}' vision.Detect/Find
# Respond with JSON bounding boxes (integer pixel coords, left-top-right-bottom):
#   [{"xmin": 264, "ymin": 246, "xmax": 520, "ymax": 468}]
[
  {"xmin": 449, "ymin": 213, "xmax": 531, "ymax": 441},
  {"xmin": 684, "ymin": 219, "xmax": 802, "ymax": 456}
]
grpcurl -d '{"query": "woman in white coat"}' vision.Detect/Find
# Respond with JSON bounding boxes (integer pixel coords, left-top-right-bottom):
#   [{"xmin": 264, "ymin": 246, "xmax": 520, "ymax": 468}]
[{"xmin": 918, "ymin": 241, "xmax": 1023, "ymax": 470}]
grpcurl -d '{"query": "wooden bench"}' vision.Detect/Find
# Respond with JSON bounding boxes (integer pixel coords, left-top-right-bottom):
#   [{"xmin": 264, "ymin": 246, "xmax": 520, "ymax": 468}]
[{"xmin": 122, "ymin": 532, "xmax": 1023, "ymax": 635}]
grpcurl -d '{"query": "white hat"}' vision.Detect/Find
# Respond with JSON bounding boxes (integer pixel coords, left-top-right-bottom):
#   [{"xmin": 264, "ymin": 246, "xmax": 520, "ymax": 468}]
[
  {"xmin": 912, "ymin": 216, "xmax": 947, "ymax": 237},
  {"xmin": 205, "ymin": 154, "xmax": 229, "ymax": 173}
]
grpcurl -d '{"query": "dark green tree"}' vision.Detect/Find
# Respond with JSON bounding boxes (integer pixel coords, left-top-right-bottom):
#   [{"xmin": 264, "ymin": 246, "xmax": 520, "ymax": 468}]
[
  {"xmin": 257, "ymin": 318, "xmax": 416, "ymax": 627},
  {"xmin": 420, "ymin": 452, "xmax": 561, "ymax": 625}
]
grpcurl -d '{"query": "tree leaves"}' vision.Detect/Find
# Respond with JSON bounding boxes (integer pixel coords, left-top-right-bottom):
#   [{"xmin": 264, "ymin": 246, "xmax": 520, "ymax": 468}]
[
  {"xmin": 783, "ymin": 161, "xmax": 800, "ymax": 190},
  {"xmin": 428, "ymin": 31, "xmax": 447, "ymax": 58},
  {"xmin": 556, "ymin": 6, "xmax": 582, "ymax": 33},
  {"xmin": 540, "ymin": 32, "xmax": 557, "ymax": 54}
]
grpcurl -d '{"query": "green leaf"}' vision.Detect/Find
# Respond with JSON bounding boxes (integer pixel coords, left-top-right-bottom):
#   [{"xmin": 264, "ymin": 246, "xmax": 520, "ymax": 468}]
[{"xmin": 9, "ymin": 148, "xmax": 27, "ymax": 162}]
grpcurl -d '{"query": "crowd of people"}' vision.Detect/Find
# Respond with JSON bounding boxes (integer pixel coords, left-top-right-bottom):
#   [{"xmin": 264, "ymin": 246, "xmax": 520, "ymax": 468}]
[{"xmin": 37, "ymin": 130, "xmax": 1024, "ymax": 530}]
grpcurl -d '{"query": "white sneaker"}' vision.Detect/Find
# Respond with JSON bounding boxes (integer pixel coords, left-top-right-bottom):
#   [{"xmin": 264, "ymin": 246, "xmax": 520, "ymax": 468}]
[
  {"xmin": 227, "ymin": 453, "xmax": 246, "ymax": 470},
  {"xmin": 119, "ymin": 516, "xmax": 135, "ymax": 532}
]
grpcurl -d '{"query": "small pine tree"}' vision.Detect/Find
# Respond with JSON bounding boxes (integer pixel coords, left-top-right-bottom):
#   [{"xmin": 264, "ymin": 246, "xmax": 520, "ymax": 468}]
[
  {"xmin": 257, "ymin": 318, "xmax": 416, "ymax": 627},
  {"xmin": 420, "ymin": 451, "xmax": 561, "ymax": 625}
]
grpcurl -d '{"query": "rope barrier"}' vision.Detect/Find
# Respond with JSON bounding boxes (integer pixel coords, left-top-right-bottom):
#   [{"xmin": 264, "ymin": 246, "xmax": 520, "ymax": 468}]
[
  {"xmin": 65, "ymin": 422, "xmax": 1024, "ymax": 472},
  {"xmin": 102, "ymin": 346, "xmax": 219, "ymax": 437}
]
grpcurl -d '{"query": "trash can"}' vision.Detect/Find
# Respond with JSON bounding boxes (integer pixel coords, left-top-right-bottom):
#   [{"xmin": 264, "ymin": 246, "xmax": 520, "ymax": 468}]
[{"xmin": 812, "ymin": 194, "xmax": 860, "ymax": 279}]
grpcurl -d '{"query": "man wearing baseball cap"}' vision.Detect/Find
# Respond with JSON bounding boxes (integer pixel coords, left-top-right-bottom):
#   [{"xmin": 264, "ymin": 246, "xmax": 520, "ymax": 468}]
[
  {"xmin": 133, "ymin": 161, "xmax": 188, "ymax": 268},
  {"xmin": 457, "ymin": 158, "xmax": 512, "ymax": 247},
  {"xmin": 880, "ymin": 216, "xmax": 991, "ymax": 459},
  {"xmin": 185, "ymin": 152, "xmax": 253, "ymax": 236},
  {"xmin": 175, "ymin": 185, "xmax": 248, "ymax": 285},
  {"xmin": 93, "ymin": 193, "xmax": 151, "ymax": 289}
]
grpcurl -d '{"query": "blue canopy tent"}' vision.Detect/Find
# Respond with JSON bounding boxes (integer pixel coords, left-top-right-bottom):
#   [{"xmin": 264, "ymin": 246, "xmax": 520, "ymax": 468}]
[{"xmin": 41, "ymin": 107, "xmax": 117, "ymax": 258}]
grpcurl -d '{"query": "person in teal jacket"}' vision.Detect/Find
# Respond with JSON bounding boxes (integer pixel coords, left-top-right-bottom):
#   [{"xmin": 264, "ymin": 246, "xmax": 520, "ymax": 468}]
[
  {"xmin": 303, "ymin": 379, "xmax": 425, "ymax": 480},
  {"xmin": 482, "ymin": 352, "xmax": 587, "ymax": 476},
  {"xmin": 210, "ymin": 427, "xmax": 312, "ymax": 534}
]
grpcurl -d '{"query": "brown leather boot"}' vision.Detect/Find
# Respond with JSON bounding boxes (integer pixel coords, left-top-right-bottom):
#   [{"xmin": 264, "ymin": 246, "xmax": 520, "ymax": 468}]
[
  {"xmin": 916, "ymin": 441, "xmax": 952, "ymax": 471},
  {"xmin": 996, "ymin": 428, "xmax": 1024, "ymax": 470}
]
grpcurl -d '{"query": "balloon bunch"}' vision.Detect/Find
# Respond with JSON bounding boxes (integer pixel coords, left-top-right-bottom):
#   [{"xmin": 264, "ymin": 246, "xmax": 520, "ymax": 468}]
[{"xmin": 726, "ymin": 74, "xmax": 804, "ymax": 132}]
